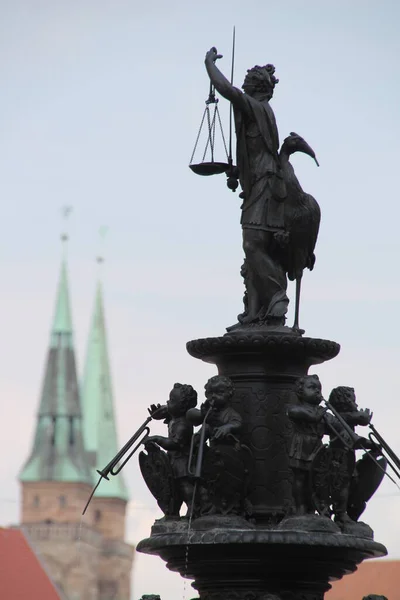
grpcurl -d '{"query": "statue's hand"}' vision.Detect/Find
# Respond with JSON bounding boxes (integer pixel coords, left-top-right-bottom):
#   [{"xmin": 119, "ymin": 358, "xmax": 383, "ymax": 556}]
[
  {"xmin": 358, "ymin": 408, "xmax": 373, "ymax": 424},
  {"xmin": 213, "ymin": 424, "xmax": 232, "ymax": 440},
  {"xmin": 145, "ymin": 435, "xmax": 161, "ymax": 445},
  {"xmin": 205, "ymin": 47, "xmax": 223, "ymax": 63}
]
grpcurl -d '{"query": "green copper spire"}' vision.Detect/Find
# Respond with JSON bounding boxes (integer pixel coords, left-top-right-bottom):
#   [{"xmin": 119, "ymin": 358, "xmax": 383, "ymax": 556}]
[
  {"xmin": 20, "ymin": 249, "xmax": 92, "ymax": 485},
  {"xmin": 81, "ymin": 277, "xmax": 129, "ymax": 502},
  {"xmin": 51, "ymin": 254, "xmax": 73, "ymax": 338}
]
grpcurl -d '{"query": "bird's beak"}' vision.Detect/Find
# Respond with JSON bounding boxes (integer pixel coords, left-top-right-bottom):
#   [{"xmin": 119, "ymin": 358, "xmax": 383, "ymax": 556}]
[{"xmin": 301, "ymin": 141, "xmax": 319, "ymax": 167}]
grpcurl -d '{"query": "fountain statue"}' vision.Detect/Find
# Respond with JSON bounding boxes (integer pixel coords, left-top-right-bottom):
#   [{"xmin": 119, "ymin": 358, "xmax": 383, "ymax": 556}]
[{"xmin": 88, "ymin": 44, "xmax": 400, "ymax": 600}]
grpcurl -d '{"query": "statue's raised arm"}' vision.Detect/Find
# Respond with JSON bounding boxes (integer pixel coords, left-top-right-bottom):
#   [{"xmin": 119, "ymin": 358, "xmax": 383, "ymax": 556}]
[{"xmin": 204, "ymin": 47, "xmax": 247, "ymax": 111}]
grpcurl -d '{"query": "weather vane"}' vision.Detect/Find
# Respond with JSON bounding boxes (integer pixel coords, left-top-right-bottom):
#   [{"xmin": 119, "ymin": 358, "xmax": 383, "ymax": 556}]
[
  {"xmin": 60, "ymin": 206, "xmax": 73, "ymax": 252},
  {"xmin": 97, "ymin": 226, "xmax": 108, "ymax": 265}
]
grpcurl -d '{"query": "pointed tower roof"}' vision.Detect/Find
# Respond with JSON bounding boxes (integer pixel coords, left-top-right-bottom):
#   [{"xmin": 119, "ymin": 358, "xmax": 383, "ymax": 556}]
[
  {"xmin": 20, "ymin": 247, "xmax": 92, "ymax": 485},
  {"xmin": 81, "ymin": 274, "xmax": 129, "ymax": 502}
]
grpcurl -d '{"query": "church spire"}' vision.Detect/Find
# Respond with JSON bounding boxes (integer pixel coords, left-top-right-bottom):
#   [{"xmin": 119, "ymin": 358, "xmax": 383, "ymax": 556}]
[
  {"xmin": 20, "ymin": 223, "xmax": 92, "ymax": 484},
  {"xmin": 81, "ymin": 246, "xmax": 129, "ymax": 502}
]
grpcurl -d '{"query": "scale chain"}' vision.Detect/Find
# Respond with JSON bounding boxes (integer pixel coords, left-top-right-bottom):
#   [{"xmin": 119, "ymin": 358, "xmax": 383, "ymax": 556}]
[
  {"xmin": 216, "ymin": 105, "xmax": 229, "ymax": 161},
  {"xmin": 203, "ymin": 105, "xmax": 214, "ymax": 163},
  {"xmin": 189, "ymin": 108, "xmax": 208, "ymax": 165}
]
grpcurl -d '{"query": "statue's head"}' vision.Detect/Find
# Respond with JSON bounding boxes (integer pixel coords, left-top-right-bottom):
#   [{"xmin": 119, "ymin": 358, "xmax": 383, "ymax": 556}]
[
  {"xmin": 242, "ymin": 64, "xmax": 278, "ymax": 98},
  {"xmin": 168, "ymin": 383, "xmax": 197, "ymax": 416},
  {"xmin": 140, "ymin": 596, "xmax": 161, "ymax": 600},
  {"xmin": 329, "ymin": 386, "xmax": 357, "ymax": 413},
  {"xmin": 205, "ymin": 375, "xmax": 235, "ymax": 408},
  {"xmin": 363, "ymin": 596, "xmax": 388, "ymax": 600},
  {"xmin": 296, "ymin": 374, "xmax": 322, "ymax": 406}
]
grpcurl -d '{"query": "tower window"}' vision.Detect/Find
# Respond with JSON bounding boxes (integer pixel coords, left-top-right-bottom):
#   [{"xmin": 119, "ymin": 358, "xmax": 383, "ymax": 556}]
[
  {"xmin": 51, "ymin": 416, "xmax": 56, "ymax": 446},
  {"xmin": 69, "ymin": 416, "xmax": 74, "ymax": 445},
  {"xmin": 33, "ymin": 495, "xmax": 40, "ymax": 507},
  {"xmin": 59, "ymin": 495, "xmax": 67, "ymax": 508}
]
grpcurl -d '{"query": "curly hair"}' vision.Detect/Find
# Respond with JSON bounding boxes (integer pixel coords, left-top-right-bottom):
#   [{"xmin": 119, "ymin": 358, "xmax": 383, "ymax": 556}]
[
  {"xmin": 244, "ymin": 64, "xmax": 279, "ymax": 94},
  {"xmin": 295, "ymin": 374, "xmax": 321, "ymax": 400},
  {"xmin": 204, "ymin": 375, "xmax": 235, "ymax": 399},
  {"xmin": 173, "ymin": 383, "xmax": 197, "ymax": 410},
  {"xmin": 328, "ymin": 386, "xmax": 356, "ymax": 412}
]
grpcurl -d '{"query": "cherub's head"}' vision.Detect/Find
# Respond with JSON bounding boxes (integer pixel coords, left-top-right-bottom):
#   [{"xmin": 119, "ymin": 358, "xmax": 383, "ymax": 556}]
[
  {"xmin": 242, "ymin": 64, "xmax": 278, "ymax": 99},
  {"xmin": 167, "ymin": 383, "xmax": 197, "ymax": 416},
  {"xmin": 329, "ymin": 386, "xmax": 357, "ymax": 413},
  {"xmin": 296, "ymin": 374, "xmax": 322, "ymax": 406},
  {"xmin": 204, "ymin": 375, "xmax": 234, "ymax": 409}
]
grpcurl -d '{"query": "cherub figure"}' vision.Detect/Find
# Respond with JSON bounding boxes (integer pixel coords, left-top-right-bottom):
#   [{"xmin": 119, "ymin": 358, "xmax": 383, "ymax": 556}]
[
  {"xmin": 187, "ymin": 375, "xmax": 247, "ymax": 515},
  {"xmin": 327, "ymin": 386, "xmax": 375, "ymax": 524},
  {"xmin": 146, "ymin": 383, "xmax": 197, "ymax": 516},
  {"xmin": 287, "ymin": 374, "xmax": 326, "ymax": 515},
  {"xmin": 188, "ymin": 375, "xmax": 242, "ymax": 444}
]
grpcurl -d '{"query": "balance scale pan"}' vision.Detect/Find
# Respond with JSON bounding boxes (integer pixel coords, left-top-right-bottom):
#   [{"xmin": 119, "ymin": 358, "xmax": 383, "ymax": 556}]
[{"xmin": 189, "ymin": 162, "xmax": 230, "ymax": 176}]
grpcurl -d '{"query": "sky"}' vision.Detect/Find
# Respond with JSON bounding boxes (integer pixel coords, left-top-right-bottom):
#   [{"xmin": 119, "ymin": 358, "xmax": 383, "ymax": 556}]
[{"xmin": 1, "ymin": 0, "xmax": 400, "ymax": 598}]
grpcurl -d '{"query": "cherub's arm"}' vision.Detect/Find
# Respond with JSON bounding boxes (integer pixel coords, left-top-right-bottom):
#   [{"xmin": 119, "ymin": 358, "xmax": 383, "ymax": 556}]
[
  {"xmin": 341, "ymin": 409, "xmax": 372, "ymax": 427},
  {"xmin": 288, "ymin": 405, "xmax": 323, "ymax": 423},
  {"xmin": 212, "ymin": 409, "xmax": 242, "ymax": 440},
  {"xmin": 228, "ymin": 410, "xmax": 242, "ymax": 435},
  {"xmin": 148, "ymin": 403, "xmax": 169, "ymax": 421},
  {"xmin": 146, "ymin": 435, "xmax": 180, "ymax": 451}
]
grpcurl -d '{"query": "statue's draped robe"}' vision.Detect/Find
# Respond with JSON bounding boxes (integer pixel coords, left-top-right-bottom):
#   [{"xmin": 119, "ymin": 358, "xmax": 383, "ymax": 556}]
[{"xmin": 234, "ymin": 93, "xmax": 287, "ymax": 230}]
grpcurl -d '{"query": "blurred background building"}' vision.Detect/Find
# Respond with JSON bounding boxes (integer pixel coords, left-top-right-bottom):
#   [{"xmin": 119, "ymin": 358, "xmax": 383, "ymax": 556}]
[{"xmin": 14, "ymin": 244, "xmax": 134, "ymax": 600}]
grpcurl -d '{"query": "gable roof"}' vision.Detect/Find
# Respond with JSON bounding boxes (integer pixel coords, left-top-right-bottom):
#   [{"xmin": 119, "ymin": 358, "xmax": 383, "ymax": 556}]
[
  {"xmin": 327, "ymin": 559, "xmax": 400, "ymax": 600},
  {"xmin": 0, "ymin": 528, "xmax": 62, "ymax": 600}
]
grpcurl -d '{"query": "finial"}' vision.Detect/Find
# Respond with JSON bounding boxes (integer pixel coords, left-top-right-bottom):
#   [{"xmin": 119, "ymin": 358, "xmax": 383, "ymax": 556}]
[
  {"xmin": 60, "ymin": 206, "xmax": 73, "ymax": 256},
  {"xmin": 96, "ymin": 226, "xmax": 108, "ymax": 273}
]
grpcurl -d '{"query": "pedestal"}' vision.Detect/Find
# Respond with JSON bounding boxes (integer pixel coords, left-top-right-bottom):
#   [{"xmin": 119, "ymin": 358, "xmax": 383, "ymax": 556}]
[{"xmin": 137, "ymin": 332, "xmax": 387, "ymax": 599}]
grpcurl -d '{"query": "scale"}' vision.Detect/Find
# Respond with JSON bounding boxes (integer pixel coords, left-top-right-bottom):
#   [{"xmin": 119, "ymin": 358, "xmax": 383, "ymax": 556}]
[{"xmin": 189, "ymin": 29, "xmax": 239, "ymax": 192}]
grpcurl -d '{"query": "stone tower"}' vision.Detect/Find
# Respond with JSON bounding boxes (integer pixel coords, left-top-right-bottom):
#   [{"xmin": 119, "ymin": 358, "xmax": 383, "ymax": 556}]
[{"xmin": 19, "ymin": 248, "xmax": 134, "ymax": 600}]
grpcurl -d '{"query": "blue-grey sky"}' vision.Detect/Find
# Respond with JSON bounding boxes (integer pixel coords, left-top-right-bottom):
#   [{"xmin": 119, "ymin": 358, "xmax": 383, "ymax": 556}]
[{"xmin": 1, "ymin": 1, "xmax": 400, "ymax": 598}]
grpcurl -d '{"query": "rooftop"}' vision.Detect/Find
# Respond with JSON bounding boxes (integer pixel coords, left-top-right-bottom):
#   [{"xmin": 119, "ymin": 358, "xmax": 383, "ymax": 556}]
[
  {"xmin": 327, "ymin": 559, "xmax": 399, "ymax": 600},
  {"xmin": 0, "ymin": 528, "xmax": 62, "ymax": 600}
]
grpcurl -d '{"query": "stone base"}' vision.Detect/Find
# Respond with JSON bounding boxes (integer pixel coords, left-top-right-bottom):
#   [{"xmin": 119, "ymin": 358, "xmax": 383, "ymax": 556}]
[
  {"xmin": 137, "ymin": 523, "xmax": 387, "ymax": 600},
  {"xmin": 137, "ymin": 329, "xmax": 387, "ymax": 600},
  {"xmin": 277, "ymin": 514, "xmax": 341, "ymax": 534}
]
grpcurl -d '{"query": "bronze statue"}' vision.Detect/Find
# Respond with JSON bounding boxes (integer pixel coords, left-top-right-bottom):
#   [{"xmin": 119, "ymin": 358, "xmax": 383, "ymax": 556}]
[
  {"xmin": 205, "ymin": 50, "xmax": 320, "ymax": 330},
  {"xmin": 145, "ymin": 383, "xmax": 198, "ymax": 516},
  {"xmin": 188, "ymin": 375, "xmax": 242, "ymax": 444},
  {"xmin": 205, "ymin": 48, "xmax": 289, "ymax": 327},
  {"xmin": 279, "ymin": 133, "xmax": 320, "ymax": 330},
  {"xmin": 187, "ymin": 376, "xmax": 250, "ymax": 515},
  {"xmin": 202, "ymin": 375, "xmax": 242, "ymax": 443},
  {"xmin": 326, "ymin": 386, "xmax": 373, "ymax": 525},
  {"xmin": 287, "ymin": 375, "xmax": 326, "ymax": 514}
]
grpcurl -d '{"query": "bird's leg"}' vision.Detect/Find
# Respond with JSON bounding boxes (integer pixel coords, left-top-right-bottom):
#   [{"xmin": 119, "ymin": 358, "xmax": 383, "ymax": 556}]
[{"xmin": 293, "ymin": 275, "xmax": 302, "ymax": 332}]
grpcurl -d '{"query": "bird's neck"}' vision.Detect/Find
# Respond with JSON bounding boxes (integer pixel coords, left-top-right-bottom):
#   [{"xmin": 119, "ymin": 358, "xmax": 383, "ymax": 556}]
[{"xmin": 279, "ymin": 149, "xmax": 291, "ymax": 166}]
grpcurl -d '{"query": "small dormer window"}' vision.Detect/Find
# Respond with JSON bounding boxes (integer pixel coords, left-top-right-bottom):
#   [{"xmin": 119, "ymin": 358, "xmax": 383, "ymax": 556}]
[
  {"xmin": 33, "ymin": 495, "xmax": 40, "ymax": 507},
  {"xmin": 94, "ymin": 509, "xmax": 101, "ymax": 522},
  {"xmin": 59, "ymin": 495, "xmax": 66, "ymax": 508}
]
